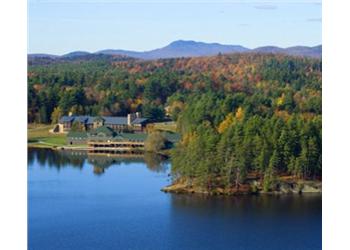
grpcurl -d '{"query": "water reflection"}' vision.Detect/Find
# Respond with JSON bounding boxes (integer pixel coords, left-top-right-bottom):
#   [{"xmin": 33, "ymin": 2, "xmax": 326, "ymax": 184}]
[
  {"xmin": 28, "ymin": 148, "xmax": 85, "ymax": 170},
  {"xmin": 144, "ymin": 152, "xmax": 168, "ymax": 173},
  {"xmin": 170, "ymin": 193, "xmax": 321, "ymax": 218},
  {"xmin": 28, "ymin": 148, "xmax": 321, "ymax": 250},
  {"xmin": 28, "ymin": 148, "xmax": 168, "ymax": 175},
  {"xmin": 168, "ymin": 194, "xmax": 321, "ymax": 250}
]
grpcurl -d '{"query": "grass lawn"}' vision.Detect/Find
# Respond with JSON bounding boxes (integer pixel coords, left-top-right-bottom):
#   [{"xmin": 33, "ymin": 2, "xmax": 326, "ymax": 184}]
[{"xmin": 28, "ymin": 124, "xmax": 67, "ymax": 147}]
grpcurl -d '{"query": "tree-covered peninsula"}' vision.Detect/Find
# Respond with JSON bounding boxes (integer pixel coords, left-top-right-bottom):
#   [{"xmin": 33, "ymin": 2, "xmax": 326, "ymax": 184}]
[{"xmin": 28, "ymin": 53, "xmax": 322, "ymax": 194}]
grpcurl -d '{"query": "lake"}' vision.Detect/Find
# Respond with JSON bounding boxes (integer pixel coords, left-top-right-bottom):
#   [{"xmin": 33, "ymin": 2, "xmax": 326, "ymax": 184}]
[{"xmin": 28, "ymin": 148, "xmax": 321, "ymax": 250}]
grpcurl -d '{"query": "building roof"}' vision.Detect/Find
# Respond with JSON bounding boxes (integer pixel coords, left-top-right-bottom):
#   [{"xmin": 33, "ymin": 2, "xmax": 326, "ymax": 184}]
[
  {"xmin": 131, "ymin": 118, "xmax": 148, "ymax": 125},
  {"xmin": 120, "ymin": 133, "xmax": 148, "ymax": 141},
  {"xmin": 86, "ymin": 130, "xmax": 148, "ymax": 142},
  {"xmin": 74, "ymin": 116, "xmax": 89, "ymax": 123},
  {"xmin": 59, "ymin": 116, "xmax": 75, "ymax": 123},
  {"xmin": 67, "ymin": 131, "xmax": 88, "ymax": 138},
  {"xmin": 59, "ymin": 115, "xmax": 148, "ymax": 125},
  {"xmin": 103, "ymin": 116, "xmax": 128, "ymax": 125}
]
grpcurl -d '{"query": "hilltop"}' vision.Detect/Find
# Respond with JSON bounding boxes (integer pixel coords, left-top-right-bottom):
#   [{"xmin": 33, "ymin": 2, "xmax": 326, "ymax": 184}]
[{"xmin": 28, "ymin": 40, "xmax": 322, "ymax": 61}]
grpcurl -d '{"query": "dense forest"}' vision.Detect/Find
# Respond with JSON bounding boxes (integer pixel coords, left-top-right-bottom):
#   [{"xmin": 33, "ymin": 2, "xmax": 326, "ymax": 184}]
[{"xmin": 28, "ymin": 53, "xmax": 322, "ymax": 188}]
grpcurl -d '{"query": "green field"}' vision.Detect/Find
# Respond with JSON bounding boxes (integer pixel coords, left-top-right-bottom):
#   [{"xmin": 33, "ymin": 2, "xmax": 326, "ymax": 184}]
[{"xmin": 28, "ymin": 124, "xmax": 67, "ymax": 147}]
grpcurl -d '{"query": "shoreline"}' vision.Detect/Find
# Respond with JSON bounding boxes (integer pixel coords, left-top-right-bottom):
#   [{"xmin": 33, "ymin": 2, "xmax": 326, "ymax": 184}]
[
  {"xmin": 28, "ymin": 144, "xmax": 321, "ymax": 196},
  {"xmin": 161, "ymin": 177, "xmax": 322, "ymax": 196},
  {"xmin": 28, "ymin": 144, "xmax": 171, "ymax": 158},
  {"xmin": 28, "ymin": 143, "xmax": 89, "ymax": 151}
]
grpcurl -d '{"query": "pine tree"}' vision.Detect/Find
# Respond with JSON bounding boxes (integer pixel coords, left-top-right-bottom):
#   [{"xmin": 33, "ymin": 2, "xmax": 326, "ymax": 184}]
[
  {"xmin": 299, "ymin": 142, "xmax": 308, "ymax": 179},
  {"xmin": 263, "ymin": 150, "xmax": 278, "ymax": 192},
  {"xmin": 307, "ymin": 137, "xmax": 319, "ymax": 178},
  {"xmin": 256, "ymin": 140, "xmax": 270, "ymax": 174},
  {"xmin": 39, "ymin": 106, "xmax": 48, "ymax": 124},
  {"xmin": 287, "ymin": 156, "xmax": 297, "ymax": 177},
  {"xmin": 294, "ymin": 156, "xmax": 303, "ymax": 179}
]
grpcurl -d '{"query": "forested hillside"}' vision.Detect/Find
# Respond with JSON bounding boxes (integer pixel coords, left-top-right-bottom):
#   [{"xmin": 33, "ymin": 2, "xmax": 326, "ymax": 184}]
[{"xmin": 28, "ymin": 53, "xmax": 321, "ymax": 187}]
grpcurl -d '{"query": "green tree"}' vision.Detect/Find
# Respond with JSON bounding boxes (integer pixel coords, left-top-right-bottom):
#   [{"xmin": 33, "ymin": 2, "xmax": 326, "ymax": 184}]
[
  {"xmin": 51, "ymin": 107, "xmax": 63, "ymax": 124},
  {"xmin": 39, "ymin": 106, "xmax": 48, "ymax": 124},
  {"xmin": 144, "ymin": 131, "xmax": 166, "ymax": 153},
  {"xmin": 263, "ymin": 150, "xmax": 278, "ymax": 192},
  {"xmin": 71, "ymin": 120, "xmax": 84, "ymax": 132},
  {"xmin": 142, "ymin": 103, "xmax": 165, "ymax": 120},
  {"xmin": 256, "ymin": 140, "xmax": 270, "ymax": 174}
]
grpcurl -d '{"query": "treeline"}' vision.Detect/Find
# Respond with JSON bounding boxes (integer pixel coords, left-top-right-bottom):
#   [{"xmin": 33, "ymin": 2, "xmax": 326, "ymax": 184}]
[
  {"xmin": 28, "ymin": 57, "xmax": 178, "ymax": 123},
  {"xmin": 172, "ymin": 93, "xmax": 321, "ymax": 190},
  {"xmin": 28, "ymin": 53, "xmax": 321, "ymax": 184},
  {"xmin": 28, "ymin": 53, "xmax": 321, "ymax": 124},
  {"xmin": 170, "ymin": 55, "xmax": 321, "ymax": 187}
]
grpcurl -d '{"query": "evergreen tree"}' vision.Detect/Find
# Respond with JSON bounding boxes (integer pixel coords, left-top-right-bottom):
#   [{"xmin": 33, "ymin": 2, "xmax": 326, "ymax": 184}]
[{"xmin": 263, "ymin": 150, "xmax": 278, "ymax": 192}]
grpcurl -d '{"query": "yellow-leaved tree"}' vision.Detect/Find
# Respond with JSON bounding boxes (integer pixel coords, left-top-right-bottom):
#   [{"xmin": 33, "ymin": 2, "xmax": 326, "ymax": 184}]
[
  {"xmin": 217, "ymin": 113, "xmax": 234, "ymax": 134},
  {"xmin": 181, "ymin": 132, "xmax": 197, "ymax": 146},
  {"xmin": 51, "ymin": 107, "xmax": 62, "ymax": 124},
  {"xmin": 235, "ymin": 107, "xmax": 245, "ymax": 121},
  {"xmin": 276, "ymin": 93, "xmax": 286, "ymax": 107}
]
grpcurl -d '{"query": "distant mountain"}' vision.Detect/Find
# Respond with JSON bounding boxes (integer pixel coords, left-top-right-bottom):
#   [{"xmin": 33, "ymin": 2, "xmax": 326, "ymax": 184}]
[
  {"xmin": 28, "ymin": 53, "xmax": 59, "ymax": 59},
  {"xmin": 96, "ymin": 40, "xmax": 249, "ymax": 59},
  {"xmin": 27, "ymin": 53, "xmax": 135, "ymax": 66},
  {"xmin": 28, "ymin": 40, "xmax": 322, "ymax": 61},
  {"xmin": 96, "ymin": 49, "xmax": 144, "ymax": 58},
  {"xmin": 144, "ymin": 40, "xmax": 249, "ymax": 59},
  {"xmin": 285, "ymin": 45, "xmax": 322, "ymax": 58},
  {"xmin": 254, "ymin": 45, "xmax": 322, "ymax": 58},
  {"xmin": 61, "ymin": 51, "xmax": 91, "ymax": 58},
  {"xmin": 253, "ymin": 46, "xmax": 284, "ymax": 54},
  {"xmin": 97, "ymin": 41, "xmax": 321, "ymax": 59}
]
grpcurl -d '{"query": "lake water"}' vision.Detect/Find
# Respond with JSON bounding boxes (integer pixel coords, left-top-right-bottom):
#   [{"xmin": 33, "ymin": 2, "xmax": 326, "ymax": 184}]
[{"xmin": 28, "ymin": 148, "xmax": 322, "ymax": 250}]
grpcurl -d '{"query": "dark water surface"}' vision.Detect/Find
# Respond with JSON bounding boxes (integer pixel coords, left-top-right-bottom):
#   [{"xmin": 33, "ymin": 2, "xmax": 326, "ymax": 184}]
[{"xmin": 28, "ymin": 148, "xmax": 321, "ymax": 250}]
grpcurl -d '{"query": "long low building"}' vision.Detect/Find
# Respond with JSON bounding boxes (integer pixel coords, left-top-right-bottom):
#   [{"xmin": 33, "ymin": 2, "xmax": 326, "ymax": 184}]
[
  {"xmin": 87, "ymin": 126, "xmax": 147, "ymax": 155},
  {"xmin": 55, "ymin": 112, "xmax": 148, "ymax": 133},
  {"xmin": 67, "ymin": 126, "xmax": 180, "ymax": 155}
]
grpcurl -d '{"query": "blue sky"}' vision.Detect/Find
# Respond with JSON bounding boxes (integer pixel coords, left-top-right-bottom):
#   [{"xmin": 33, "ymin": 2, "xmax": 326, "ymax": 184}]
[{"xmin": 28, "ymin": 0, "xmax": 322, "ymax": 55}]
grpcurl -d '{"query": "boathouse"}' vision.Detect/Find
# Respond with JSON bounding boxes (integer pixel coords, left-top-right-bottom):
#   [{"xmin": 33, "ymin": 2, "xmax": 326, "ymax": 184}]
[{"xmin": 87, "ymin": 126, "xmax": 147, "ymax": 155}]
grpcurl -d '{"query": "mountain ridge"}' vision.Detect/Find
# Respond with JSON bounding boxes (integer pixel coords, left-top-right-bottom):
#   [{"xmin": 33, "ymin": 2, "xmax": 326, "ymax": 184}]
[{"xmin": 29, "ymin": 40, "xmax": 322, "ymax": 60}]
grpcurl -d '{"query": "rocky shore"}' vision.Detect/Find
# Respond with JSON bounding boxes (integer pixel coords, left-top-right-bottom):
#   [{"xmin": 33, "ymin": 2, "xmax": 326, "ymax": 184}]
[{"xmin": 161, "ymin": 177, "xmax": 322, "ymax": 195}]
